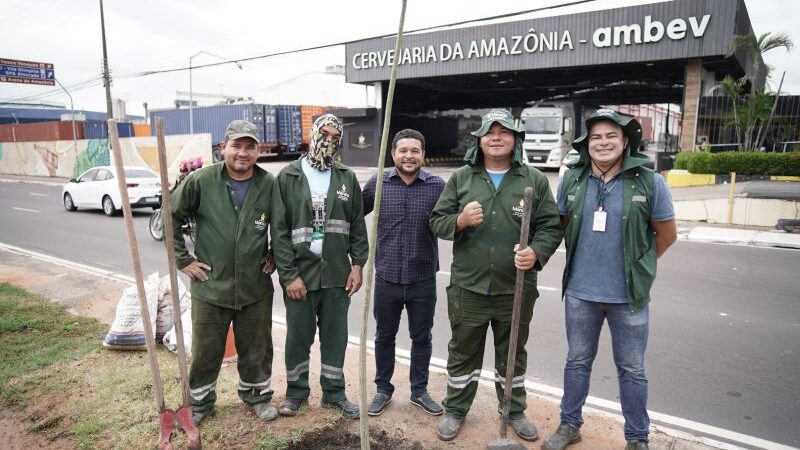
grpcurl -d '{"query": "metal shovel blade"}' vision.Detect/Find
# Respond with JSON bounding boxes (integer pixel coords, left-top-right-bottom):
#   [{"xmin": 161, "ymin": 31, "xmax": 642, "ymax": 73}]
[{"xmin": 486, "ymin": 437, "xmax": 527, "ymax": 450}]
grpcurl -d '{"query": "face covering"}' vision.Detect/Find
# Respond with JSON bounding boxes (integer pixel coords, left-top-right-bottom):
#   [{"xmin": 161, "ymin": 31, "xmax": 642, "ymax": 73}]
[{"xmin": 307, "ymin": 114, "xmax": 343, "ymax": 171}]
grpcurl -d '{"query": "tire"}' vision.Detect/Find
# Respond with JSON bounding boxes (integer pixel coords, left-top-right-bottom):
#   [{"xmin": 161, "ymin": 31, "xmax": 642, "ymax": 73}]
[
  {"xmin": 149, "ymin": 209, "xmax": 164, "ymax": 241},
  {"xmin": 102, "ymin": 195, "xmax": 117, "ymax": 217},
  {"xmin": 63, "ymin": 193, "xmax": 77, "ymax": 211}
]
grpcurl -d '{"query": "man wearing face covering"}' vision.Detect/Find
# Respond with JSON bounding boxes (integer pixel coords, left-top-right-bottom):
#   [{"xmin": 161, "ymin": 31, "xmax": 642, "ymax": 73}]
[{"xmin": 271, "ymin": 114, "xmax": 369, "ymax": 419}]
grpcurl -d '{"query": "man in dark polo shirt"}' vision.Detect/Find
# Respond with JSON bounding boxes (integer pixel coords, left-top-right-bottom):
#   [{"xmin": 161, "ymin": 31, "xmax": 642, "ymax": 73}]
[{"xmin": 362, "ymin": 129, "xmax": 446, "ymax": 416}]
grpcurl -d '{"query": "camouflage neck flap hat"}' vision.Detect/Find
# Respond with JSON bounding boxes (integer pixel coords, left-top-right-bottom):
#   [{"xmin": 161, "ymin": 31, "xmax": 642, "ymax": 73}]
[
  {"xmin": 307, "ymin": 113, "xmax": 343, "ymax": 171},
  {"xmin": 463, "ymin": 108, "xmax": 526, "ymax": 166}
]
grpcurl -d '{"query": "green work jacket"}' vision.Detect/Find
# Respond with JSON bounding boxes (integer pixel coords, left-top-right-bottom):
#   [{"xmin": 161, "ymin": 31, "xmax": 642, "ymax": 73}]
[
  {"xmin": 560, "ymin": 155, "xmax": 656, "ymax": 311},
  {"xmin": 170, "ymin": 162, "xmax": 274, "ymax": 310},
  {"xmin": 430, "ymin": 163, "xmax": 563, "ymax": 296},
  {"xmin": 270, "ymin": 159, "xmax": 368, "ymax": 290}
]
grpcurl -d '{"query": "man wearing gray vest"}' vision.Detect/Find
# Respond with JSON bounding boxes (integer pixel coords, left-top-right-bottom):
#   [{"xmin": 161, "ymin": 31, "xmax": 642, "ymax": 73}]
[{"xmin": 542, "ymin": 110, "xmax": 676, "ymax": 450}]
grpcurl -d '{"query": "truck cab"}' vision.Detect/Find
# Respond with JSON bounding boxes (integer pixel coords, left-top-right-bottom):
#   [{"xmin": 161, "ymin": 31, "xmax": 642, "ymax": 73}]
[{"xmin": 519, "ymin": 104, "xmax": 573, "ymax": 169}]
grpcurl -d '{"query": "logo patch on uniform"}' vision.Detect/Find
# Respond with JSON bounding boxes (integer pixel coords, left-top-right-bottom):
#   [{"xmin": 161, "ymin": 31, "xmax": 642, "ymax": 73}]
[
  {"xmin": 254, "ymin": 213, "xmax": 267, "ymax": 231},
  {"xmin": 336, "ymin": 183, "xmax": 350, "ymax": 201},
  {"xmin": 512, "ymin": 198, "xmax": 525, "ymax": 218}
]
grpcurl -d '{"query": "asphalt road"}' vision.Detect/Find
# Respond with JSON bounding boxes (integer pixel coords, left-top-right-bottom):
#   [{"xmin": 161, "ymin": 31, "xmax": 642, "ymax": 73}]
[{"xmin": 1, "ymin": 177, "xmax": 799, "ymax": 448}]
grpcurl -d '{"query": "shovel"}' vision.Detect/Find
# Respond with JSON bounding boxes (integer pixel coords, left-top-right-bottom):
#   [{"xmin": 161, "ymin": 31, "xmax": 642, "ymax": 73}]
[
  {"xmin": 108, "ymin": 119, "xmax": 200, "ymax": 450},
  {"xmin": 487, "ymin": 186, "xmax": 534, "ymax": 450}
]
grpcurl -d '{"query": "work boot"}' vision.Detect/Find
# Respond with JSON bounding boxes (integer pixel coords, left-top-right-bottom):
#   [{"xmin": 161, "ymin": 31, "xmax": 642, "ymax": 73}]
[
  {"xmin": 410, "ymin": 392, "xmax": 443, "ymax": 416},
  {"xmin": 367, "ymin": 392, "xmax": 392, "ymax": 416},
  {"xmin": 508, "ymin": 413, "xmax": 538, "ymax": 441},
  {"xmin": 625, "ymin": 441, "xmax": 649, "ymax": 450},
  {"xmin": 191, "ymin": 409, "xmax": 215, "ymax": 426},
  {"xmin": 436, "ymin": 414, "xmax": 463, "ymax": 441},
  {"xmin": 541, "ymin": 423, "xmax": 582, "ymax": 450},
  {"xmin": 322, "ymin": 397, "xmax": 359, "ymax": 419},
  {"xmin": 278, "ymin": 398, "xmax": 305, "ymax": 417},
  {"xmin": 246, "ymin": 401, "xmax": 278, "ymax": 421}
]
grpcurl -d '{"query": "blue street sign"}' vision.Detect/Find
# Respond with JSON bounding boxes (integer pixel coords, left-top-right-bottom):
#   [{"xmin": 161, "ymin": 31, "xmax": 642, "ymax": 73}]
[{"xmin": 0, "ymin": 57, "xmax": 55, "ymax": 86}]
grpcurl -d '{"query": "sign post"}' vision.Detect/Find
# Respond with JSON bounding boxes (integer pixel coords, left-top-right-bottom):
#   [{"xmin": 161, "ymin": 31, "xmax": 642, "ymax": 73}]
[{"xmin": 0, "ymin": 58, "xmax": 55, "ymax": 86}]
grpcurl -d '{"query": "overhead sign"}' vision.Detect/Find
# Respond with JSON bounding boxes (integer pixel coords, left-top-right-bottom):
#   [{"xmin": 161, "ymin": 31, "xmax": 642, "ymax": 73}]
[
  {"xmin": 345, "ymin": 0, "xmax": 739, "ymax": 83},
  {"xmin": 0, "ymin": 58, "xmax": 55, "ymax": 86}
]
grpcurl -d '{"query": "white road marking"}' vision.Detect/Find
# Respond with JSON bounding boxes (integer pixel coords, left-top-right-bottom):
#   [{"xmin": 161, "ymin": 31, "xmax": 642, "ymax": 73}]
[
  {"xmin": 0, "ymin": 241, "xmax": 791, "ymax": 450},
  {"xmin": 29, "ymin": 193, "xmax": 48, "ymax": 197},
  {"xmin": 12, "ymin": 207, "xmax": 40, "ymax": 213}
]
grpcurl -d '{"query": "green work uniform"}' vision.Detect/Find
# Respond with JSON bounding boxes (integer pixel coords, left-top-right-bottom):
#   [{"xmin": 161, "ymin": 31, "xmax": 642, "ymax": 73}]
[
  {"xmin": 170, "ymin": 162, "xmax": 275, "ymax": 413},
  {"xmin": 271, "ymin": 159, "xmax": 368, "ymax": 402},
  {"xmin": 430, "ymin": 144, "xmax": 563, "ymax": 419}
]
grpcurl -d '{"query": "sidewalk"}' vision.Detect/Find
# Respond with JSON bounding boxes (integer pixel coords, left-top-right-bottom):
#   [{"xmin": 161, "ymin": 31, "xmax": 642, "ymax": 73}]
[{"xmin": 0, "ymin": 244, "xmax": 747, "ymax": 450}]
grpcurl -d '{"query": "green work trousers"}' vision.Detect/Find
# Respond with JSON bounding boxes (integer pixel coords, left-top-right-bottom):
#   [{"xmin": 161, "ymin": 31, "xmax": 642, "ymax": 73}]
[
  {"xmin": 283, "ymin": 287, "xmax": 350, "ymax": 402},
  {"xmin": 442, "ymin": 285, "xmax": 536, "ymax": 418},
  {"xmin": 189, "ymin": 298, "xmax": 274, "ymax": 413}
]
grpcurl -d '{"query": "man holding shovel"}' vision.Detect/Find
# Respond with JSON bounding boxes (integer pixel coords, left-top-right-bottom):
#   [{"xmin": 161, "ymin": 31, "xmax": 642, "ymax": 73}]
[
  {"xmin": 430, "ymin": 109, "xmax": 563, "ymax": 442},
  {"xmin": 171, "ymin": 120, "xmax": 278, "ymax": 424}
]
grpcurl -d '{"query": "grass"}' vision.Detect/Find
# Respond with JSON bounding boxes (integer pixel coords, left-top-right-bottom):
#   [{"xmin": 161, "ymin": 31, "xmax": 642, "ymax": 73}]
[
  {"xmin": 0, "ymin": 283, "xmax": 106, "ymax": 406},
  {"xmin": 0, "ymin": 282, "xmax": 345, "ymax": 450}
]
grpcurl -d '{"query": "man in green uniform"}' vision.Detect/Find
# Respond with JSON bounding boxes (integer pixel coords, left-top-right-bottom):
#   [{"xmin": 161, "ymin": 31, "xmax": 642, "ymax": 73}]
[
  {"xmin": 430, "ymin": 109, "xmax": 563, "ymax": 442},
  {"xmin": 171, "ymin": 120, "xmax": 277, "ymax": 424},
  {"xmin": 271, "ymin": 114, "xmax": 369, "ymax": 419}
]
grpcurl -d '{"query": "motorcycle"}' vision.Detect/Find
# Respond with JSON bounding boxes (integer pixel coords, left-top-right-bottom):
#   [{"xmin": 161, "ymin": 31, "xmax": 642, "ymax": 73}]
[
  {"xmin": 149, "ymin": 157, "xmax": 202, "ymax": 243},
  {"xmin": 148, "ymin": 203, "xmax": 196, "ymax": 243}
]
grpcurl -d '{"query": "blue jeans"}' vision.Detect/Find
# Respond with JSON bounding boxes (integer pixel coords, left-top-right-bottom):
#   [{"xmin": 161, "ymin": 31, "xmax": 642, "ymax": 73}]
[
  {"xmin": 560, "ymin": 295, "xmax": 650, "ymax": 442},
  {"xmin": 373, "ymin": 276, "xmax": 437, "ymax": 397}
]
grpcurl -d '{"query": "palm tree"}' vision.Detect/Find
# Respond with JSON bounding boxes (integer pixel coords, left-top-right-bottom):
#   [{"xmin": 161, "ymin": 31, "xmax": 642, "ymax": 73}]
[{"xmin": 729, "ymin": 32, "xmax": 793, "ymax": 150}]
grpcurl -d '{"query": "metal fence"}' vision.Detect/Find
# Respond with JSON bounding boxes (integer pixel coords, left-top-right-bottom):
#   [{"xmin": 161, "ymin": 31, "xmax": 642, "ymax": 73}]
[{"xmin": 696, "ymin": 95, "xmax": 800, "ymax": 152}]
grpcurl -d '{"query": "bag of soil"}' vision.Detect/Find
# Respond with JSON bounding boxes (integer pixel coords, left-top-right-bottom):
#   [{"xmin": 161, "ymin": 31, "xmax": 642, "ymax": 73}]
[{"xmin": 102, "ymin": 272, "xmax": 159, "ymax": 350}]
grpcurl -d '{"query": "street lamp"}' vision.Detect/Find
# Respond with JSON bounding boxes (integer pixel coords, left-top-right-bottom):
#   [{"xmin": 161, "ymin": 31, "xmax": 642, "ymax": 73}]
[{"xmin": 189, "ymin": 51, "xmax": 244, "ymax": 134}]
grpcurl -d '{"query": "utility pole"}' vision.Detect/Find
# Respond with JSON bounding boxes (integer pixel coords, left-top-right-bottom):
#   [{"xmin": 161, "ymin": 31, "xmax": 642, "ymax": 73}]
[{"xmin": 99, "ymin": 0, "xmax": 113, "ymax": 122}]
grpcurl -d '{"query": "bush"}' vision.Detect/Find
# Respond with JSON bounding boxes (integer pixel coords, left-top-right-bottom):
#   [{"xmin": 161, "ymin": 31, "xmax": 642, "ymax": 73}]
[{"xmin": 674, "ymin": 151, "xmax": 800, "ymax": 176}]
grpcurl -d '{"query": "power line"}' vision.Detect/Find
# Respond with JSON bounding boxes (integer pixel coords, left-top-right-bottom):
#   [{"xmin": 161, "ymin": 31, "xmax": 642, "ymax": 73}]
[{"xmin": 120, "ymin": 0, "xmax": 599, "ymax": 79}]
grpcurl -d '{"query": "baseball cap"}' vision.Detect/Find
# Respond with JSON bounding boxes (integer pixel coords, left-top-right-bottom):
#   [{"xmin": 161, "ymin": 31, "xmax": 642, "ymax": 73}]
[{"xmin": 224, "ymin": 120, "xmax": 260, "ymax": 144}]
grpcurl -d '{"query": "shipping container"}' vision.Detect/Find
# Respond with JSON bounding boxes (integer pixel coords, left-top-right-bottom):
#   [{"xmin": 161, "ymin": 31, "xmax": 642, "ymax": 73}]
[
  {"xmin": 81, "ymin": 121, "xmax": 135, "ymax": 139},
  {"xmin": 300, "ymin": 105, "xmax": 327, "ymax": 144},
  {"xmin": 133, "ymin": 123, "xmax": 152, "ymax": 137},
  {"xmin": 276, "ymin": 105, "xmax": 303, "ymax": 154},
  {"xmin": 263, "ymin": 105, "xmax": 278, "ymax": 145},
  {"xmin": 0, "ymin": 107, "xmax": 107, "ymax": 125},
  {"xmin": 0, "ymin": 121, "xmax": 85, "ymax": 142},
  {"xmin": 151, "ymin": 104, "xmax": 268, "ymax": 144}
]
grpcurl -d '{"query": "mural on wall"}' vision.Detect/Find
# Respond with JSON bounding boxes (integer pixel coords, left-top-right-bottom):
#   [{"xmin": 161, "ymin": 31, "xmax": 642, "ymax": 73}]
[
  {"xmin": 0, "ymin": 134, "xmax": 212, "ymax": 184},
  {"xmin": 72, "ymin": 139, "xmax": 110, "ymax": 178}
]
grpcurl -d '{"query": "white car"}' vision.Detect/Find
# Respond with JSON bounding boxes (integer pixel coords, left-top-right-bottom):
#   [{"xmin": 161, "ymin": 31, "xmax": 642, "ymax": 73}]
[
  {"xmin": 62, "ymin": 166, "xmax": 162, "ymax": 216},
  {"xmin": 558, "ymin": 149, "xmax": 581, "ymax": 180}
]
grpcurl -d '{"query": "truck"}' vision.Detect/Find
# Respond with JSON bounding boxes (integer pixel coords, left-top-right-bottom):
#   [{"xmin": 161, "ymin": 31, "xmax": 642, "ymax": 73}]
[{"xmin": 518, "ymin": 103, "xmax": 578, "ymax": 169}]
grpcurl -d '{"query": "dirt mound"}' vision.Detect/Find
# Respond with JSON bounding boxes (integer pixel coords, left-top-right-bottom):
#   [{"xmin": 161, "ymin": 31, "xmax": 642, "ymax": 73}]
[{"xmin": 285, "ymin": 418, "xmax": 423, "ymax": 450}]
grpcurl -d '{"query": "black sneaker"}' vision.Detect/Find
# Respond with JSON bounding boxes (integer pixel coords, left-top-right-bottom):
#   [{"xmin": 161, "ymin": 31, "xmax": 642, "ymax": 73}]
[
  {"xmin": 409, "ymin": 392, "xmax": 443, "ymax": 416},
  {"xmin": 322, "ymin": 397, "xmax": 359, "ymax": 419},
  {"xmin": 278, "ymin": 398, "xmax": 305, "ymax": 417},
  {"xmin": 367, "ymin": 392, "xmax": 392, "ymax": 416}
]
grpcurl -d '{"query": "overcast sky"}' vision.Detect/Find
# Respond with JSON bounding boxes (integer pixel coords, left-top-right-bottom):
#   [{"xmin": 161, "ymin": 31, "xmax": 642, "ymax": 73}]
[{"xmin": 0, "ymin": 0, "xmax": 797, "ymax": 118}]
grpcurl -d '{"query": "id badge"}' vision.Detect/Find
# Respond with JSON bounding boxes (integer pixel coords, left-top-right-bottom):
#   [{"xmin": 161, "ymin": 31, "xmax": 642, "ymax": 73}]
[{"xmin": 592, "ymin": 210, "xmax": 607, "ymax": 232}]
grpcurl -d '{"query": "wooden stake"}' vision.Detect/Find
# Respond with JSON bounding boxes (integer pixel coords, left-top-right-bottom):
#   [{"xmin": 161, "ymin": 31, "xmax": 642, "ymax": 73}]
[
  {"xmin": 154, "ymin": 117, "xmax": 192, "ymax": 407},
  {"xmin": 359, "ymin": 2, "xmax": 407, "ymax": 449},
  {"xmin": 107, "ymin": 119, "xmax": 166, "ymax": 413}
]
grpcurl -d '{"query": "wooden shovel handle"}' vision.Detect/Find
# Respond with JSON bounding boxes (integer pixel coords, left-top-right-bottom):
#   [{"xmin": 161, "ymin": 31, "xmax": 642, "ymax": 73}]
[{"xmin": 499, "ymin": 186, "xmax": 534, "ymax": 437}]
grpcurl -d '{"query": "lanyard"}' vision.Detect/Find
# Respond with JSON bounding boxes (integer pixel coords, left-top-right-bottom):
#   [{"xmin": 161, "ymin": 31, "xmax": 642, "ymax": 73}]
[{"xmin": 595, "ymin": 175, "xmax": 620, "ymax": 212}]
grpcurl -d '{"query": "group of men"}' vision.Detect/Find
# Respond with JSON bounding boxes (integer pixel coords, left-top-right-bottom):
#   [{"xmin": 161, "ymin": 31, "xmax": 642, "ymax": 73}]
[{"xmin": 170, "ymin": 106, "xmax": 676, "ymax": 450}]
